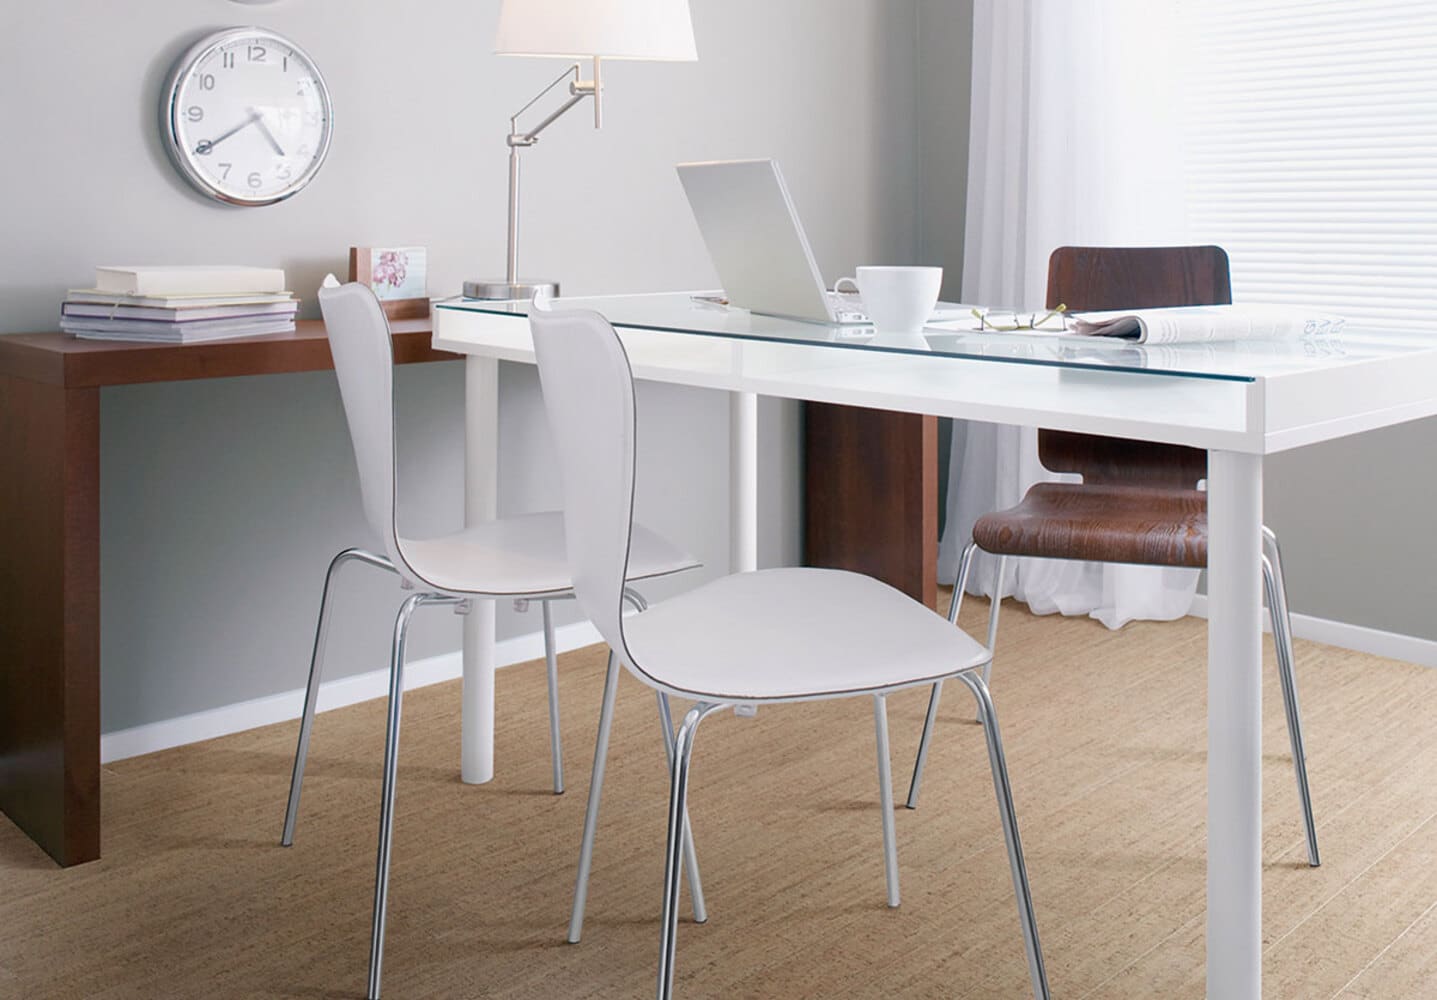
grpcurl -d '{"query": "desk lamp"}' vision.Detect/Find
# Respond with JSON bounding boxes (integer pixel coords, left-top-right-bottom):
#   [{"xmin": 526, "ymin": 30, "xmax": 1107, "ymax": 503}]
[{"xmin": 464, "ymin": 0, "xmax": 698, "ymax": 300}]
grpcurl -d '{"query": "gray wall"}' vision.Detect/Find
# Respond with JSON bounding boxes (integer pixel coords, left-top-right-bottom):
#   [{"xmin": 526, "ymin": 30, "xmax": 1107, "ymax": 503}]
[
  {"xmin": 1, "ymin": 0, "xmax": 922, "ymax": 732},
  {"xmin": 915, "ymin": 0, "xmax": 976, "ymax": 523},
  {"xmin": 916, "ymin": 0, "xmax": 974, "ymax": 302},
  {"xmin": 1264, "ymin": 423, "xmax": 1437, "ymax": 639}
]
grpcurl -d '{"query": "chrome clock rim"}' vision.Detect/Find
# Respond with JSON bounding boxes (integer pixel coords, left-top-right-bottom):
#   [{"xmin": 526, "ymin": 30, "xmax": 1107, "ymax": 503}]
[{"xmin": 161, "ymin": 25, "xmax": 334, "ymax": 208}]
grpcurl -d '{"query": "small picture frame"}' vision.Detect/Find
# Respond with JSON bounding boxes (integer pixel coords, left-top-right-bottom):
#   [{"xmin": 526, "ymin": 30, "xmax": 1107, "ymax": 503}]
[{"xmin": 349, "ymin": 246, "xmax": 429, "ymax": 320}]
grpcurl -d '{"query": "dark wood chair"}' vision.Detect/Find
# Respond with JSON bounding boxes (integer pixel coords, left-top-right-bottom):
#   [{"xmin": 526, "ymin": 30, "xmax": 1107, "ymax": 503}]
[{"xmin": 906, "ymin": 246, "xmax": 1321, "ymax": 867}]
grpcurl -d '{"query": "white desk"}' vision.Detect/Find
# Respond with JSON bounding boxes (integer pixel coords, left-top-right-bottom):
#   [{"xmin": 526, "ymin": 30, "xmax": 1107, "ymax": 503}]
[{"xmin": 433, "ymin": 291, "xmax": 1437, "ymax": 1000}]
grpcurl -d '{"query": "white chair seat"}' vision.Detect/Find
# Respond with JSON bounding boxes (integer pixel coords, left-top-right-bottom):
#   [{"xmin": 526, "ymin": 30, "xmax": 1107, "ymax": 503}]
[
  {"xmin": 623, "ymin": 567, "xmax": 991, "ymax": 702},
  {"xmin": 400, "ymin": 511, "xmax": 698, "ymax": 596}
]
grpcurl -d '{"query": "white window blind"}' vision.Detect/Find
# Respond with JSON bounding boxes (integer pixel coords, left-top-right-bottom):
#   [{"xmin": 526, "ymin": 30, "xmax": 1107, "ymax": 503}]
[{"xmin": 1178, "ymin": 0, "xmax": 1437, "ymax": 332}]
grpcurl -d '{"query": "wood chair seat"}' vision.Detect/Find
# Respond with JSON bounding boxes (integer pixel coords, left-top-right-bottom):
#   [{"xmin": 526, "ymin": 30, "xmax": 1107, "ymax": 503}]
[{"xmin": 972, "ymin": 482, "xmax": 1208, "ymax": 569}]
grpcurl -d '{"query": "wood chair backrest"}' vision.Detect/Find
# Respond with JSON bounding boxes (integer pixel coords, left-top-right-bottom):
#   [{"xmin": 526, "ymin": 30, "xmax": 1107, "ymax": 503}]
[{"xmin": 1040, "ymin": 246, "xmax": 1231, "ymax": 487}]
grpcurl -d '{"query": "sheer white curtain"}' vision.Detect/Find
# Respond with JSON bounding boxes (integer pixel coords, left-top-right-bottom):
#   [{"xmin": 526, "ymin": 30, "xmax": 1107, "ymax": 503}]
[{"xmin": 938, "ymin": 0, "xmax": 1201, "ymax": 628}]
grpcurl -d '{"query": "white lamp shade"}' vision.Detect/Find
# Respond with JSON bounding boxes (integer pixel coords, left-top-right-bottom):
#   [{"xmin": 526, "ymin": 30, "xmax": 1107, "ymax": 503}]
[{"xmin": 495, "ymin": 0, "xmax": 698, "ymax": 61}]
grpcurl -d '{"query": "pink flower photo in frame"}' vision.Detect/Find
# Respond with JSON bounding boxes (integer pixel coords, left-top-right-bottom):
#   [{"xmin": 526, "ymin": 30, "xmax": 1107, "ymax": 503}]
[{"xmin": 348, "ymin": 246, "xmax": 429, "ymax": 320}]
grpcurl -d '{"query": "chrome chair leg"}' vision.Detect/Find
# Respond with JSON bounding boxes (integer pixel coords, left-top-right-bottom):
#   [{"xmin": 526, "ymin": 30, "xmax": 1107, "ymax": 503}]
[
  {"xmin": 971, "ymin": 554, "xmax": 1009, "ymax": 724},
  {"xmin": 945, "ymin": 542, "xmax": 976, "ymax": 627},
  {"xmin": 657, "ymin": 702, "xmax": 724, "ymax": 1000},
  {"xmin": 568, "ymin": 668, "xmax": 707, "ymax": 944},
  {"xmin": 570, "ymin": 589, "xmax": 704, "ymax": 944},
  {"xmin": 657, "ymin": 693, "xmax": 708, "ymax": 926},
  {"xmin": 542, "ymin": 600, "xmax": 565, "ymax": 795},
  {"xmin": 368, "ymin": 592, "xmax": 454, "ymax": 1000},
  {"xmin": 1263, "ymin": 530, "xmax": 1321, "ymax": 867},
  {"xmin": 623, "ymin": 585, "xmax": 650, "ymax": 613},
  {"xmin": 908, "ymin": 540, "xmax": 981, "ymax": 809},
  {"xmin": 907, "ymin": 683, "xmax": 943, "ymax": 810},
  {"xmin": 954, "ymin": 670, "xmax": 1051, "ymax": 1000},
  {"xmin": 873, "ymin": 694, "xmax": 900, "ymax": 907},
  {"xmin": 282, "ymin": 547, "xmax": 394, "ymax": 847},
  {"xmin": 982, "ymin": 554, "xmax": 1009, "ymax": 688},
  {"xmin": 568, "ymin": 652, "xmax": 621, "ymax": 943}
]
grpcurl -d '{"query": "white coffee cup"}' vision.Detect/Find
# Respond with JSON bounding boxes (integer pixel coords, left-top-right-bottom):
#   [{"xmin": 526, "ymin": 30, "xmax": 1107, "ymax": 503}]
[{"xmin": 834, "ymin": 266, "xmax": 943, "ymax": 333}]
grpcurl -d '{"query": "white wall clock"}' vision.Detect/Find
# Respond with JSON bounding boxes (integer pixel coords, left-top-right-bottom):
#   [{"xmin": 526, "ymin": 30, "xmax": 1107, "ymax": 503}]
[{"xmin": 162, "ymin": 27, "xmax": 333, "ymax": 207}]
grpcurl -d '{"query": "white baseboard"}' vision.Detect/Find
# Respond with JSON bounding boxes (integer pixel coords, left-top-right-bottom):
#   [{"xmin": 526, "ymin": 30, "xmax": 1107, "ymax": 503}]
[
  {"xmin": 106, "ymin": 599, "xmax": 1435, "ymax": 764},
  {"xmin": 100, "ymin": 620, "xmax": 603, "ymax": 764},
  {"xmin": 1187, "ymin": 595, "xmax": 1437, "ymax": 668}
]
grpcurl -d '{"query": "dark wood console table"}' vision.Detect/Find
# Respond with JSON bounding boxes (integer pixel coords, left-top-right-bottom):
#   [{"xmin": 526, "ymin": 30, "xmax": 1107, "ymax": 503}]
[
  {"xmin": 805, "ymin": 404, "xmax": 937, "ymax": 609},
  {"xmin": 0, "ymin": 319, "xmax": 451, "ymax": 866}
]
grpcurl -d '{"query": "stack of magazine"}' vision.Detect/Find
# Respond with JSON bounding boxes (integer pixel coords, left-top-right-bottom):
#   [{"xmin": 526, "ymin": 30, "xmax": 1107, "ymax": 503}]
[{"xmin": 60, "ymin": 266, "xmax": 298, "ymax": 343}]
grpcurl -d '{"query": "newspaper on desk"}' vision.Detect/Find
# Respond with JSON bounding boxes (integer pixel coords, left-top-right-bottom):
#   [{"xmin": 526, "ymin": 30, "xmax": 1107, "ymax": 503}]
[{"xmin": 1067, "ymin": 304, "xmax": 1345, "ymax": 344}]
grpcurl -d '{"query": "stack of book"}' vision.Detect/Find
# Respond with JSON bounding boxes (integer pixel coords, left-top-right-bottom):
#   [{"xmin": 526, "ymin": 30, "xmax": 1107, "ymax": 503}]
[{"xmin": 60, "ymin": 266, "xmax": 298, "ymax": 343}]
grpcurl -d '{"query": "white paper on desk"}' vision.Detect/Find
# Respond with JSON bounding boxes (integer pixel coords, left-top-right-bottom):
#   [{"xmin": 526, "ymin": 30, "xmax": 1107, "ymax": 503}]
[{"xmin": 1069, "ymin": 304, "xmax": 1346, "ymax": 344}]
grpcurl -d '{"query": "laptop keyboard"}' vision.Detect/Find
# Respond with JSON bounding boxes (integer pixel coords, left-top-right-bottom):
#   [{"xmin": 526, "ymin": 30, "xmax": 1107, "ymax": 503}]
[
  {"xmin": 826, "ymin": 292, "xmax": 968, "ymax": 325},
  {"xmin": 827, "ymin": 291, "xmax": 869, "ymax": 322}
]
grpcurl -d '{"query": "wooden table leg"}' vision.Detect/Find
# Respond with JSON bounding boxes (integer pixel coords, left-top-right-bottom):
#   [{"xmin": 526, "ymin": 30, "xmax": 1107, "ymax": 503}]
[
  {"xmin": 804, "ymin": 403, "xmax": 937, "ymax": 608},
  {"xmin": 0, "ymin": 375, "xmax": 101, "ymax": 866}
]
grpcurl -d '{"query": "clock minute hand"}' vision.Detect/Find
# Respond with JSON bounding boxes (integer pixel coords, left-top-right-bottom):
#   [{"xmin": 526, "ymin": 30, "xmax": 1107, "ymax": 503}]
[
  {"xmin": 249, "ymin": 107, "xmax": 286, "ymax": 156},
  {"xmin": 200, "ymin": 109, "xmax": 262, "ymax": 153}
]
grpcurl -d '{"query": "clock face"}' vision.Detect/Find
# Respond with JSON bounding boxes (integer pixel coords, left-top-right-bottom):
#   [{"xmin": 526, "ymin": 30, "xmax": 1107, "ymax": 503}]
[{"xmin": 163, "ymin": 28, "xmax": 333, "ymax": 206}]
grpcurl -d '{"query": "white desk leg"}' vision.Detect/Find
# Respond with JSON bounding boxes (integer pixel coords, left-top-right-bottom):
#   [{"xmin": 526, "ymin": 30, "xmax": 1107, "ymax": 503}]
[
  {"xmin": 1206, "ymin": 449, "xmax": 1264, "ymax": 1000},
  {"xmin": 462, "ymin": 356, "xmax": 499, "ymax": 785},
  {"xmin": 730, "ymin": 391, "xmax": 759, "ymax": 573}
]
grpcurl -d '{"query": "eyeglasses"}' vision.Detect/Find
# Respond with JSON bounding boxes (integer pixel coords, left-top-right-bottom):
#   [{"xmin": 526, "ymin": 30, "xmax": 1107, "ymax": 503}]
[{"xmin": 971, "ymin": 303, "xmax": 1068, "ymax": 332}]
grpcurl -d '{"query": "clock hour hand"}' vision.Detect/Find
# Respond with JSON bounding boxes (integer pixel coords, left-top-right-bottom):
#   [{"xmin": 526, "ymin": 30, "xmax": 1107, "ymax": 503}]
[
  {"xmin": 249, "ymin": 107, "xmax": 286, "ymax": 156},
  {"xmin": 199, "ymin": 108, "xmax": 262, "ymax": 154}
]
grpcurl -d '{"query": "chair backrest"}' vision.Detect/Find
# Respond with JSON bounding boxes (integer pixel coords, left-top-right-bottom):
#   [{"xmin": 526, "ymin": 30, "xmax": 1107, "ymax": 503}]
[
  {"xmin": 316, "ymin": 278, "xmax": 410, "ymax": 576},
  {"xmin": 529, "ymin": 303, "xmax": 646, "ymax": 678},
  {"xmin": 1040, "ymin": 246, "xmax": 1231, "ymax": 487}
]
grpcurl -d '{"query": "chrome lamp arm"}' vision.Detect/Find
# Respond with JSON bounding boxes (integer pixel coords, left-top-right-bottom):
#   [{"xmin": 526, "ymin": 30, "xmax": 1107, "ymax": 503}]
[{"xmin": 465, "ymin": 57, "xmax": 603, "ymax": 300}]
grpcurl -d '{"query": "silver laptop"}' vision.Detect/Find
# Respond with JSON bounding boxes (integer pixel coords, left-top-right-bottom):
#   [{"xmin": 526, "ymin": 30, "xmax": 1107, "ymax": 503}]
[{"xmin": 677, "ymin": 158, "xmax": 960, "ymax": 325}]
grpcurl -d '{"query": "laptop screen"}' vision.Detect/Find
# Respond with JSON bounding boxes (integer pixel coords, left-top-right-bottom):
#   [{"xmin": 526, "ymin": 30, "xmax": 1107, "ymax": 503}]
[{"xmin": 677, "ymin": 159, "xmax": 835, "ymax": 324}]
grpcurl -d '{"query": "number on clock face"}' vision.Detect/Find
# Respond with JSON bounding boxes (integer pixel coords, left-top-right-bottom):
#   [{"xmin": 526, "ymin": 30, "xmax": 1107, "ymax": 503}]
[{"xmin": 164, "ymin": 28, "xmax": 332, "ymax": 206}]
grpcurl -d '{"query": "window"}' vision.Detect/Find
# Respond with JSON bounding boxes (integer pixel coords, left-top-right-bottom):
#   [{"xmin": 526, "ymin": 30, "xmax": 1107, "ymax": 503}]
[{"xmin": 1180, "ymin": 0, "xmax": 1437, "ymax": 332}]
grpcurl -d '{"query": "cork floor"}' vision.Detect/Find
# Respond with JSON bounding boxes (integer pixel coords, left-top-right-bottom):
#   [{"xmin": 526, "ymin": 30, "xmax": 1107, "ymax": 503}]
[{"xmin": 3, "ymin": 593, "xmax": 1437, "ymax": 999}]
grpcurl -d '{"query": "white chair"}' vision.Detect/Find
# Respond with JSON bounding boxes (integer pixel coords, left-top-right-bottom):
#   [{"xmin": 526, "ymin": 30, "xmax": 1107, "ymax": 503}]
[
  {"xmin": 530, "ymin": 301, "xmax": 1051, "ymax": 1000},
  {"xmin": 287, "ymin": 278, "xmax": 702, "ymax": 1000}
]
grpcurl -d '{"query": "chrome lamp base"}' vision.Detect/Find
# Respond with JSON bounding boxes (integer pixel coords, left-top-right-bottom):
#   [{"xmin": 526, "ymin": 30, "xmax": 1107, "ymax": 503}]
[{"xmin": 463, "ymin": 278, "xmax": 560, "ymax": 301}]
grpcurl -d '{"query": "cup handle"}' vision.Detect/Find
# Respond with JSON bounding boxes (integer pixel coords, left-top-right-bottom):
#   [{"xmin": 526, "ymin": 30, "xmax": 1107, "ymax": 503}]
[{"xmin": 833, "ymin": 276, "xmax": 860, "ymax": 296}]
